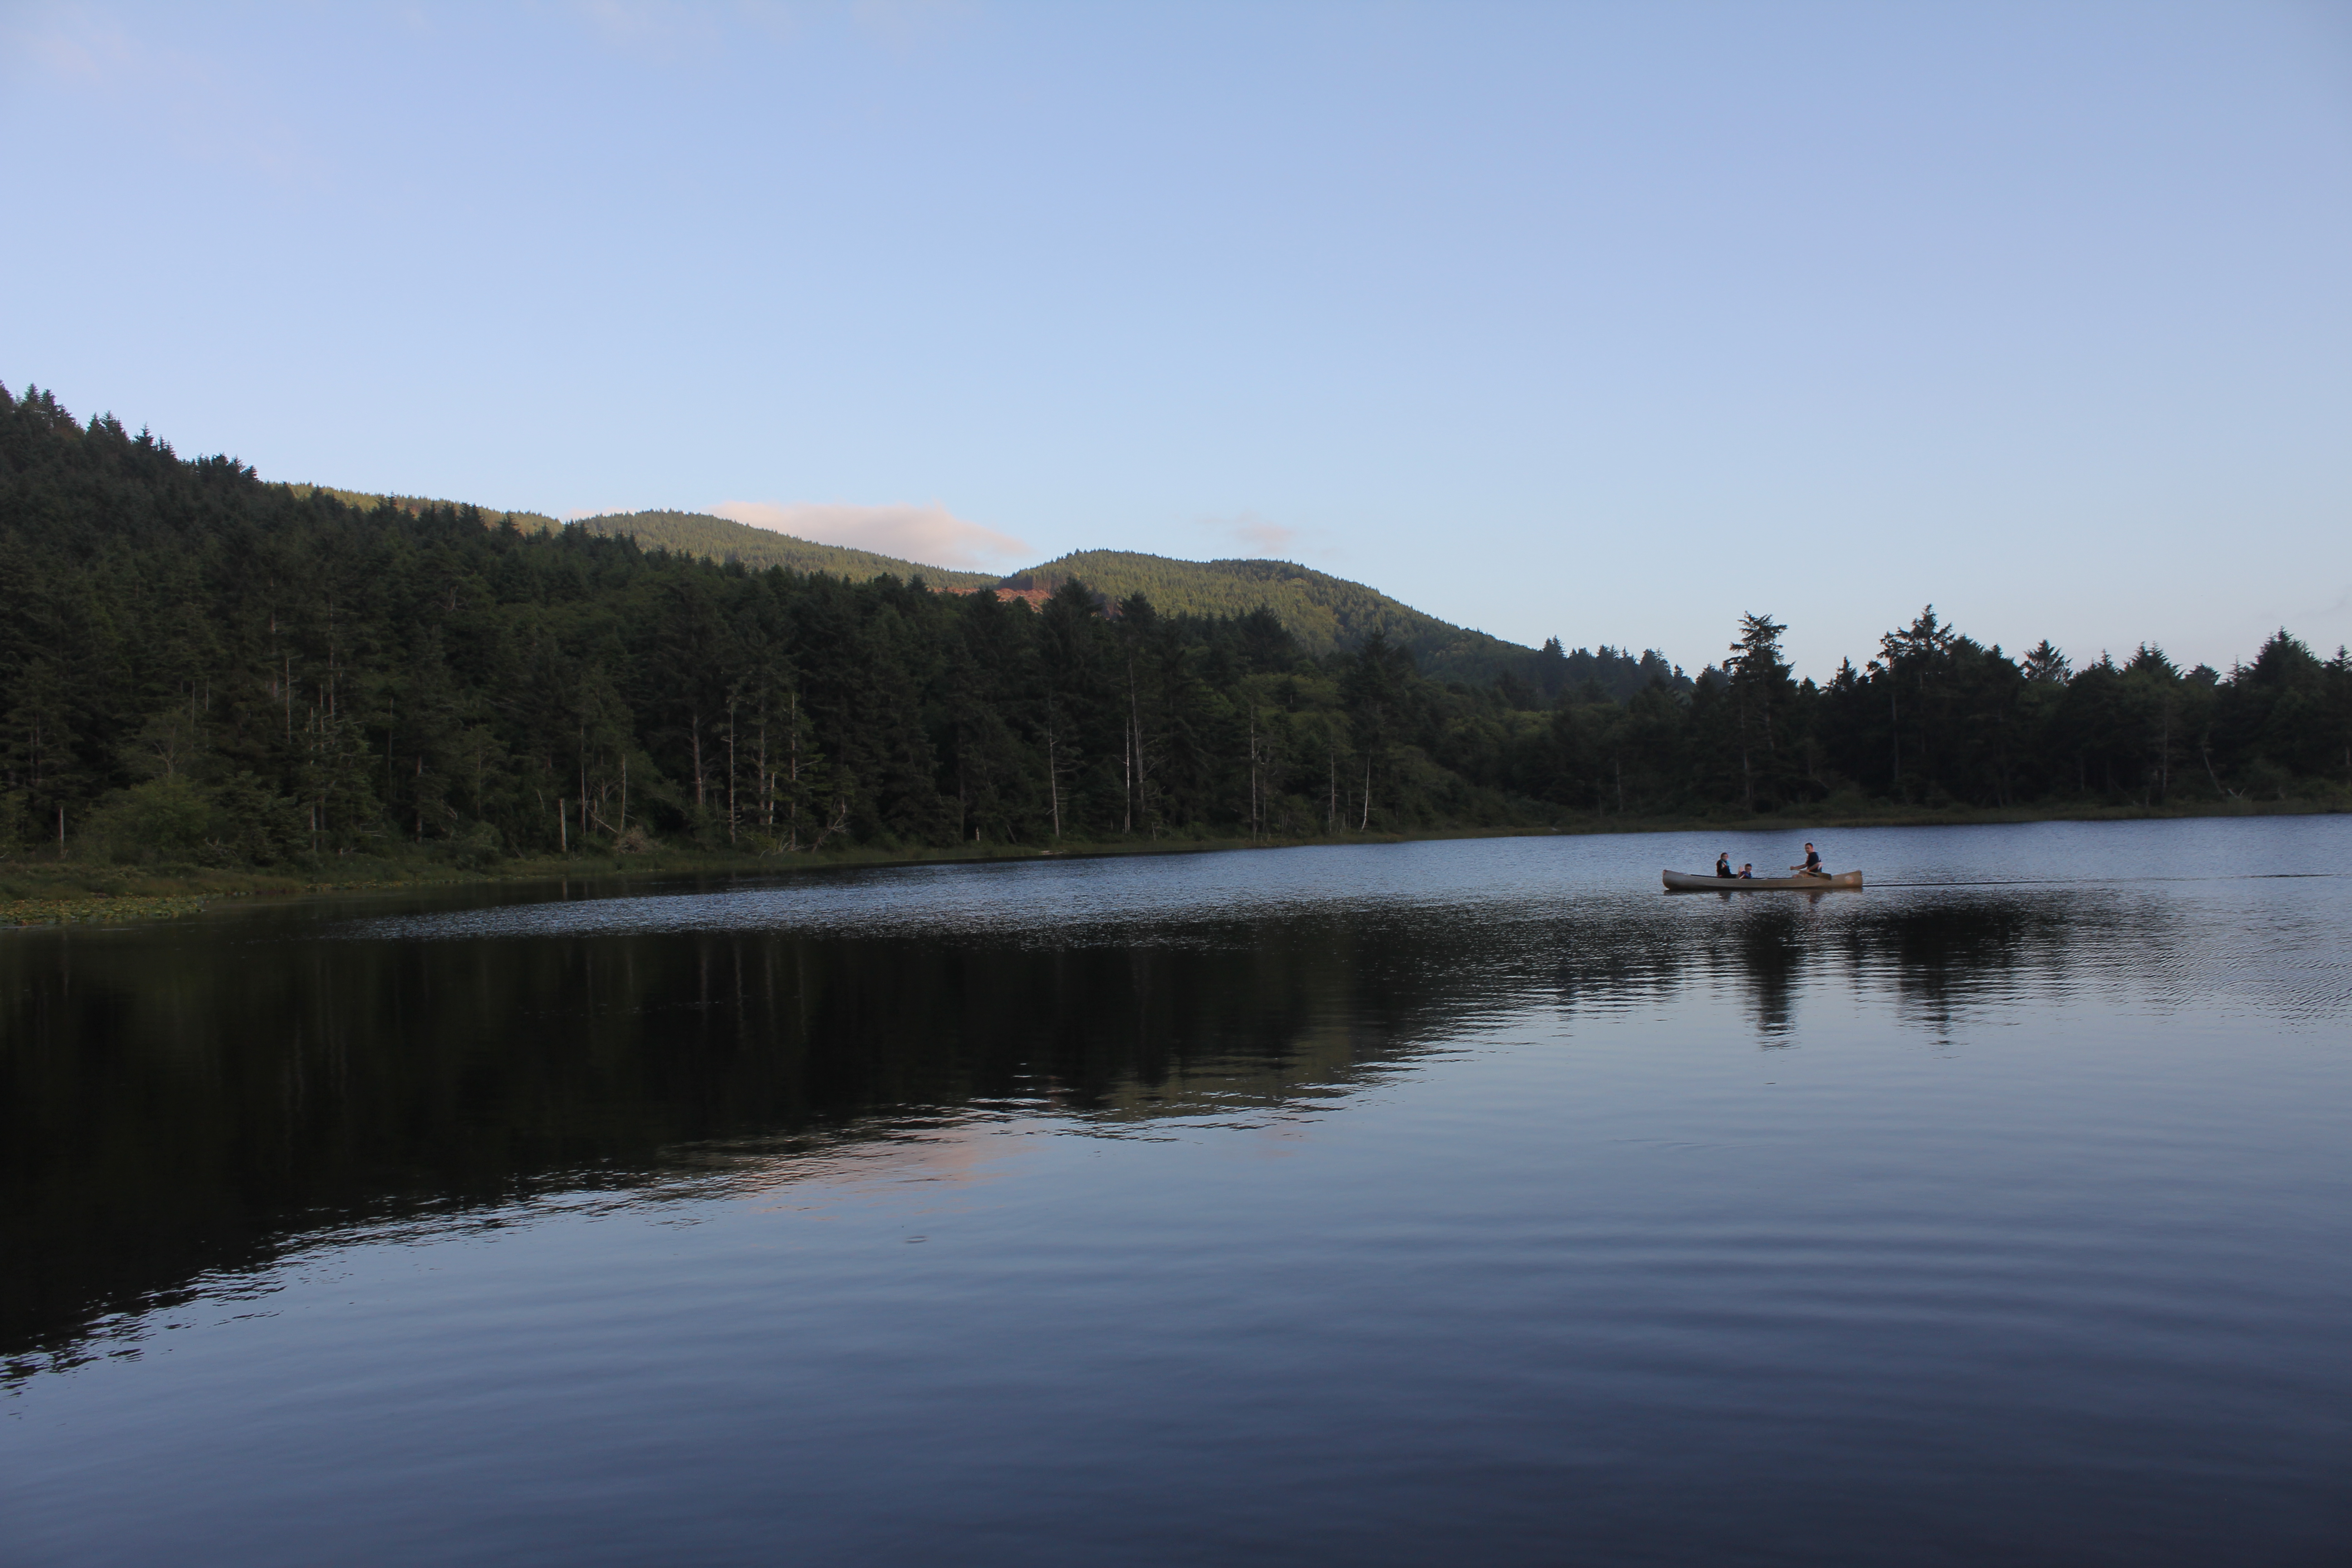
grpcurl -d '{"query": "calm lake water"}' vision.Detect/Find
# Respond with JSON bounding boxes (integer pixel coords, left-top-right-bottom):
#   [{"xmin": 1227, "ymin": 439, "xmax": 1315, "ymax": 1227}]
[{"xmin": 5, "ymin": 818, "xmax": 2349, "ymax": 1566}]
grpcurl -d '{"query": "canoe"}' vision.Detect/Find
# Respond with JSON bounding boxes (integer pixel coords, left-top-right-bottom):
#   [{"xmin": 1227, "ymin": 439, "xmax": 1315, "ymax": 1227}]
[{"xmin": 1663, "ymin": 869, "xmax": 1863, "ymax": 892}]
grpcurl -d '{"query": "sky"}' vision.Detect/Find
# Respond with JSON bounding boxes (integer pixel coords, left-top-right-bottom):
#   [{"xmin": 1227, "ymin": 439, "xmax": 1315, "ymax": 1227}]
[{"xmin": 2, "ymin": 0, "xmax": 2347, "ymax": 679}]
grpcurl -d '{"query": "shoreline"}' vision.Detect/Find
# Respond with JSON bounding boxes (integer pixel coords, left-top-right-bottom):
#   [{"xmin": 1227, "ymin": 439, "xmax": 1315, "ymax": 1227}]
[{"xmin": 3, "ymin": 796, "xmax": 2341, "ymax": 927}]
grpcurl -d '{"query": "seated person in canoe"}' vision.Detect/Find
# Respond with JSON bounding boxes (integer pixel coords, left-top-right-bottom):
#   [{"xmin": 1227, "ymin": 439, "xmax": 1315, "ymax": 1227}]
[
  {"xmin": 1790, "ymin": 842, "xmax": 1826, "ymax": 878},
  {"xmin": 1662, "ymin": 860, "xmax": 1860, "ymax": 890},
  {"xmin": 1715, "ymin": 852, "xmax": 1734, "ymax": 879}
]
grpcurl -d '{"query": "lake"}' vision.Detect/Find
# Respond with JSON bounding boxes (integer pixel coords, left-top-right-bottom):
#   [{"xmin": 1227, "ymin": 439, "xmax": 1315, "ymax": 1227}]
[{"xmin": 4, "ymin": 817, "xmax": 2348, "ymax": 1566}]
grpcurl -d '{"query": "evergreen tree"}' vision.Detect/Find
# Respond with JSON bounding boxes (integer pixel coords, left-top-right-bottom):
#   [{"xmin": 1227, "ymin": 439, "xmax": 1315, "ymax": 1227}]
[{"xmin": 0, "ymin": 383, "xmax": 2342, "ymax": 867}]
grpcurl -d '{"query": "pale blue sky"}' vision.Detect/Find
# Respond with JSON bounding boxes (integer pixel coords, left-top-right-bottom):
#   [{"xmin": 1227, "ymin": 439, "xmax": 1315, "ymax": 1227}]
[{"xmin": 4, "ymin": 1, "xmax": 2347, "ymax": 677}]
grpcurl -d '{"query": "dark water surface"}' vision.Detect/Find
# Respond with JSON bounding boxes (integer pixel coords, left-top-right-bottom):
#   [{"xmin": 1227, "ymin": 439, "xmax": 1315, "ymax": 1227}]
[{"xmin": 5, "ymin": 818, "xmax": 2349, "ymax": 1565}]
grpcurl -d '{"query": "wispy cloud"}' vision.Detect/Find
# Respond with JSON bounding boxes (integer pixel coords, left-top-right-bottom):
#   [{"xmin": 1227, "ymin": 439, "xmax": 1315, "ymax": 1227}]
[
  {"xmin": 715, "ymin": 500, "xmax": 1031, "ymax": 571},
  {"xmin": 849, "ymin": 0, "xmax": 976, "ymax": 50},
  {"xmin": 14, "ymin": 10, "xmax": 328, "ymax": 186},
  {"xmin": 1197, "ymin": 511, "xmax": 1338, "ymax": 562},
  {"xmin": 561, "ymin": 0, "xmax": 861, "ymax": 55},
  {"xmin": 568, "ymin": 0, "xmax": 733, "ymax": 54}
]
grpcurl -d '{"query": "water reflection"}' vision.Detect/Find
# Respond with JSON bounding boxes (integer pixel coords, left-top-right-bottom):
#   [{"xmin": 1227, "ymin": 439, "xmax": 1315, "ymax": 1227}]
[
  {"xmin": 1534, "ymin": 888, "xmax": 2183, "ymax": 1044},
  {"xmin": 1, "ymin": 913, "xmax": 1414, "ymax": 1377},
  {"xmin": 0, "ymin": 868, "xmax": 2303, "ymax": 1385}
]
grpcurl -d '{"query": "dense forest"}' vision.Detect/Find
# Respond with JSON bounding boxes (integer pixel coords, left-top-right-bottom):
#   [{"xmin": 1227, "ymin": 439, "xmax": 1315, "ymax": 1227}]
[
  {"xmin": 987, "ymin": 550, "xmax": 1543, "ymax": 680},
  {"xmin": 2, "ymin": 385, "xmax": 2345, "ymax": 870},
  {"xmin": 560, "ymin": 524, "xmax": 1549, "ymax": 682},
  {"xmin": 284, "ymin": 484, "xmax": 561, "ymax": 534},
  {"xmin": 566, "ymin": 510, "xmax": 1001, "ymax": 588}
]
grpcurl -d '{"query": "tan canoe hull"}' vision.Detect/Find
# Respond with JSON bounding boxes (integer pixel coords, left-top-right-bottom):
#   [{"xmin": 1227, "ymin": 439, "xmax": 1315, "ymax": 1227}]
[{"xmin": 1662, "ymin": 869, "xmax": 1863, "ymax": 892}]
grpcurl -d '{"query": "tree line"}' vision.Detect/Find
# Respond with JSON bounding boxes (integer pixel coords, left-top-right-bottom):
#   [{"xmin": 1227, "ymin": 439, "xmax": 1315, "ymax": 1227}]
[
  {"xmin": 2, "ymin": 384, "xmax": 2345, "ymax": 868},
  {"xmin": 1524, "ymin": 608, "xmax": 2348, "ymax": 820}
]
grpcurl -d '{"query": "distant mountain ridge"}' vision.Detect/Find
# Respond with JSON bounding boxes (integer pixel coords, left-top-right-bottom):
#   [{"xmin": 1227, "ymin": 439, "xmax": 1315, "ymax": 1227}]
[
  {"xmin": 283, "ymin": 484, "xmax": 561, "ymax": 533},
  {"xmin": 561, "ymin": 510, "xmax": 1004, "ymax": 588},
  {"xmin": 999, "ymin": 551, "xmax": 1533, "ymax": 681},
  {"xmin": 559, "ymin": 514, "xmax": 1539, "ymax": 681},
  {"xmin": 306, "ymin": 495, "xmax": 1648, "ymax": 688}
]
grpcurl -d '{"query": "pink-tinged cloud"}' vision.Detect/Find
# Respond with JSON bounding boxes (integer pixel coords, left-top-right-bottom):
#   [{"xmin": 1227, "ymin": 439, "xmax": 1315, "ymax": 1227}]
[
  {"xmin": 1227, "ymin": 518, "xmax": 1298, "ymax": 553},
  {"xmin": 1200, "ymin": 511, "xmax": 1335, "ymax": 561},
  {"xmin": 714, "ymin": 500, "xmax": 1031, "ymax": 571}
]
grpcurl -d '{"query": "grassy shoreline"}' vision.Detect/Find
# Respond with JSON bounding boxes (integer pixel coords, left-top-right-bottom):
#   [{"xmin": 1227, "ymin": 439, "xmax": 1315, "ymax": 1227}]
[{"xmin": 2, "ymin": 796, "xmax": 2340, "ymax": 927}]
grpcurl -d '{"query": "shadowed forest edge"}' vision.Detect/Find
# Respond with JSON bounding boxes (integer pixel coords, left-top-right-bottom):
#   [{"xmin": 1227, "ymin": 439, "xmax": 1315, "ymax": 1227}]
[{"xmin": 3, "ymin": 384, "xmax": 2347, "ymax": 901}]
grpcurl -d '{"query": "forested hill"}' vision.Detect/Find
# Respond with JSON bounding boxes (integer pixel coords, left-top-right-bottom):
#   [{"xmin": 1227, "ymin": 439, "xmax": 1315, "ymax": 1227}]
[
  {"xmin": 561, "ymin": 517, "xmax": 1554, "ymax": 683},
  {"xmin": 1000, "ymin": 552, "xmax": 1534, "ymax": 681},
  {"xmin": 565, "ymin": 510, "xmax": 1000, "ymax": 588},
  {"xmin": 283, "ymin": 483, "xmax": 561, "ymax": 534},
  {"xmin": 2, "ymin": 383, "xmax": 2345, "ymax": 874}
]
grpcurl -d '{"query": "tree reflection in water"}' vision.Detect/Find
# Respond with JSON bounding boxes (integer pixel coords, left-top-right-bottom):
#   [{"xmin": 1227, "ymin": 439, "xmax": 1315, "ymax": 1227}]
[{"xmin": 0, "ymin": 877, "xmax": 2192, "ymax": 1382}]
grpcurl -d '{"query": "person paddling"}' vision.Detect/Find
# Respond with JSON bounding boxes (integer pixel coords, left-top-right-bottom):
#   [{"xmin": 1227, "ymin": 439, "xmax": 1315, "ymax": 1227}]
[
  {"xmin": 1715, "ymin": 852, "xmax": 1734, "ymax": 879},
  {"xmin": 1790, "ymin": 842, "xmax": 1825, "ymax": 878}
]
